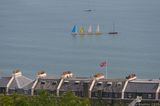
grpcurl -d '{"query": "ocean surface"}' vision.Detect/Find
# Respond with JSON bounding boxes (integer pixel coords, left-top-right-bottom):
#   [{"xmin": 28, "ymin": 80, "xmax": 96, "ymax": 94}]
[{"xmin": 0, "ymin": 0, "xmax": 160, "ymax": 79}]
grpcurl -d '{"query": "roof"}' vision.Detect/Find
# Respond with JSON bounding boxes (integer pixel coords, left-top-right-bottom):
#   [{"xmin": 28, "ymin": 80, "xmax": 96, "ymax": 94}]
[
  {"xmin": 23, "ymin": 80, "xmax": 35, "ymax": 90},
  {"xmin": 125, "ymin": 82, "xmax": 159, "ymax": 93},
  {"xmin": 35, "ymin": 78, "xmax": 60, "ymax": 90},
  {"xmin": 59, "ymin": 77, "xmax": 93, "ymax": 91},
  {"xmin": 92, "ymin": 78, "xmax": 126, "ymax": 93},
  {"xmin": 9, "ymin": 76, "xmax": 33, "ymax": 89},
  {"xmin": 0, "ymin": 77, "xmax": 12, "ymax": 87}
]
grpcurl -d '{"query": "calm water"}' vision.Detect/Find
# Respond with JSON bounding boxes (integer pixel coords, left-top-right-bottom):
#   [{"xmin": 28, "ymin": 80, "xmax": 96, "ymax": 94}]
[{"xmin": 0, "ymin": 0, "xmax": 160, "ymax": 79}]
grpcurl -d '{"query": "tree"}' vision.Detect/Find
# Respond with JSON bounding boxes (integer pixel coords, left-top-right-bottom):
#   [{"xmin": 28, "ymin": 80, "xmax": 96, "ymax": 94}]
[
  {"xmin": 59, "ymin": 91, "xmax": 90, "ymax": 106},
  {"xmin": 0, "ymin": 94, "xmax": 14, "ymax": 106}
]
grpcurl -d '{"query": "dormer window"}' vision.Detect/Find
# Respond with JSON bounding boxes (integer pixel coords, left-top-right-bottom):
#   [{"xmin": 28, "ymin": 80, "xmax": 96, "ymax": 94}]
[
  {"xmin": 41, "ymin": 81, "xmax": 46, "ymax": 85},
  {"xmin": 97, "ymin": 82, "xmax": 103, "ymax": 86},
  {"xmin": 84, "ymin": 81, "xmax": 89, "ymax": 83},
  {"xmin": 52, "ymin": 81, "xmax": 57, "ymax": 85},
  {"xmin": 75, "ymin": 81, "xmax": 80, "ymax": 84},
  {"xmin": 148, "ymin": 94, "xmax": 152, "ymax": 99},
  {"xmin": 107, "ymin": 82, "xmax": 112, "ymax": 86},
  {"xmin": 117, "ymin": 82, "xmax": 122, "ymax": 86},
  {"xmin": 64, "ymin": 80, "xmax": 69, "ymax": 84}
]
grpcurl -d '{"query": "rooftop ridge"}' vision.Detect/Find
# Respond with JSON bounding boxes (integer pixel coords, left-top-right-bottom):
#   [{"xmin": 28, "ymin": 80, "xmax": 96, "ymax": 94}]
[{"xmin": 130, "ymin": 79, "xmax": 160, "ymax": 83}]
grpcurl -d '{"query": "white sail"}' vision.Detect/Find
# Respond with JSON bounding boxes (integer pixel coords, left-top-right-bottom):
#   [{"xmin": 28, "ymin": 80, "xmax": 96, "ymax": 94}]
[
  {"xmin": 88, "ymin": 25, "xmax": 92, "ymax": 33},
  {"xmin": 87, "ymin": 25, "xmax": 93, "ymax": 35},
  {"xmin": 96, "ymin": 24, "xmax": 100, "ymax": 33},
  {"xmin": 95, "ymin": 24, "xmax": 102, "ymax": 35}
]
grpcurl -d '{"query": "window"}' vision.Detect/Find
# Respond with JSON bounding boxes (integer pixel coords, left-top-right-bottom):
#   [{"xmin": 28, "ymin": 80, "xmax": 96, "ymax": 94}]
[
  {"xmin": 102, "ymin": 92, "xmax": 109, "ymax": 97},
  {"xmin": 41, "ymin": 81, "xmax": 45, "ymax": 85},
  {"xmin": 95, "ymin": 92, "xmax": 98, "ymax": 97},
  {"xmin": 97, "ymin": 82, "xmax": 103, "ymax": 86},
  {"xmin": 75, "ymin": 81, "xmax": 80, "ymax": 84},
  {"xmin": 64, "ymin": 80, "xmax": 69, "ymax": 84},
  {"xmin": 24, "ymin": 90, "xmax": 28, "ymax": 95},
  {"xmin": 91, "ymin": 92, "xmax": 97, "ymax": 97},
  {"xmin": 84, "ymin": 81, "xmax": 89, "ymax": 84},
  {"xmin": 148, "ymin": 94, "xmax": 152, "ymax": 99},
  {"xmin": 52, "ymin": 81, "xmax": 57, "ymax": 85},
  {"xmin": 127, "ymin": 93, "xmax": 132, "ymax": 98},
  {"xmin": 114, "ymin": 93, "xmax": 118, "ymax": 98},
  {"xmin": 107, "ymin": 82, "xmax": 112, "ymax": 86},
  {"xmin": 117, "ymin": 82, "xmax": 122, "ymax": 86}
]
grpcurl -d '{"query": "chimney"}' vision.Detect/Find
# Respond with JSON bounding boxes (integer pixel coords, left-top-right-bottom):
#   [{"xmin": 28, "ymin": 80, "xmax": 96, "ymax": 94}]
[
  {"xmin": 57, "ymin": 71, "xmax": 73, "ymax": 96},
  {"xmin": 12, "ymin": 69, "xmax": 22, "ymax": 77},
  {"xmin": 126, "ymin": 73, "xmax": 137, "ymax": 81},
  {"xmin": 36, "ymin": 70, "xmax": 47, "ymax": 78},
  {"xmin": 93, "ymin": 73, "xmax": 104, "ymax": 80},
  {"xmin": 83, "ymin": 81, "xmax": 90, "ymax": 97},
  {"xmin": 31, "ymin": 70, "xmax": 47, "ymax": 95},
  {"xmin": 61, "ymin": 71, "xmax": 73, "ymax": 78},
  {"xmin": 122, "ymin": 73, "xmax": 137, "ymax": 99},
  {"xmin": 89, "ymin": 73, "xmax": 104, "ymax": 98}
]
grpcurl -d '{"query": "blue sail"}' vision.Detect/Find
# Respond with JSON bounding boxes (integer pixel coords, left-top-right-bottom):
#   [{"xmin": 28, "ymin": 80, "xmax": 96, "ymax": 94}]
[{"xmin": 72, "ymin": 25, "xmax": 77, "ymax": 33}]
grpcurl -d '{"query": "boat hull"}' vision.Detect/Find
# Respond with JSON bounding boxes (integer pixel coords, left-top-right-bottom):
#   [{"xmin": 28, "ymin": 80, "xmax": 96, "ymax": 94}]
[
  {"xmin": 95, "ymin": 32, "xmax": 102, "ymax": 35},
  {"xmin": 71, "ymin": 33, "xmax": 78, "ymax": 35},
  {"xmin": 108, "ymin": 32, "xmax": 118, "ymax": 34}
]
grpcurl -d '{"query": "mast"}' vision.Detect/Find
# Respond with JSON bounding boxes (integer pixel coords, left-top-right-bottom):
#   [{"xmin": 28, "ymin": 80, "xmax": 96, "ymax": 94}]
[
  {"xmin": 113, "ymin": 23, "xmax": 115, "ymax": 32},
  {"xmin": 108, "ymin": 22, "xmax": 118, "ymax": 35}
]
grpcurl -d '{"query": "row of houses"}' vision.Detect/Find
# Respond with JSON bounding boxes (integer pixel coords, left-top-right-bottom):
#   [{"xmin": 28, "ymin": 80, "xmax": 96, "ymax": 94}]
[{"xmin": 0, "ymin": 69, "xmax": 160, "ymax": 101}]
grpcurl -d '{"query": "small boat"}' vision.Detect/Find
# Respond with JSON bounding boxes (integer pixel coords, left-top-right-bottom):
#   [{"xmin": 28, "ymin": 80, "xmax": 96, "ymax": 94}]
[
  {"xmin": 95, "ymin": 24, "xmax": 102, "ymax": 35},
  {"xmin": 79, "ymin": 26, "xmax": 85, "ymax": 35},
  {"xmin": 87, "ymin": 25, "xmax": 93, "ymax": 35},
  {"xmin": 108, "ymin": 32, "xmax": 118, "ymax": 34},
  {"xmin": 84, "ymin": 9, "xmax": 92, "ymax": 12},
  {"xmin": 71, "ymin": 25, "xmax": 78, "ymax": 35},
  {"xmin": 108, "ymin": 23, "xmax": 118, "ymax": 35}
]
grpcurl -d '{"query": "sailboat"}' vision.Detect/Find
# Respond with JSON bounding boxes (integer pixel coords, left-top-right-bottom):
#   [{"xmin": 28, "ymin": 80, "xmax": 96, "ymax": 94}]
[
  {"xmin": 71, "ymin": 25, "xmax": 78, "ymax": 35},
  {"xmin": 87, "ymin": 25, "xmax": 93, "ymax": 35},
  {"xmin": 95, "ymin": 24, "xmax": 102, "ymax": 35},
  {"xmin": 84, "ymin": 0, "xmax": 94, "ymax": 12},
  {"xmin": 79, "ymin": 26, "xmax": 85, "ymax": 35},
  {"xmin": 108, "ymin": 23, "xmax": 118, "ymax": 35}
]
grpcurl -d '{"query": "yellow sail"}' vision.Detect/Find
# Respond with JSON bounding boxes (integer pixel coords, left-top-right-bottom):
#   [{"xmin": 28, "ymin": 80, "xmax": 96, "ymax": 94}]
[{"xmin": 79, "ymin": 26, "xmax": 85, "ymax": 35}]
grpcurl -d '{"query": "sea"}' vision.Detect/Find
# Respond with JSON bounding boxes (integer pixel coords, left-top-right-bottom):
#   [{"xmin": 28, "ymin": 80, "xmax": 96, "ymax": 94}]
[{"xmin": 0, "ymin": 0, "xmax": 160, "ymax": 79}]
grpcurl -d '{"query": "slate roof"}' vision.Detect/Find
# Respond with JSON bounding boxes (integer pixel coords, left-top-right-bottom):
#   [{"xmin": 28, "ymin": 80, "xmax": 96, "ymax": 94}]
[
  {"xmin": 0, "ymin": 77, "xmax": 12, "ymax": 87},
  {"xmin": 35, "ymin": 78, "xmax": 60, "ymax": 91},
  {"xmin": 23, "ymin": 80, "xmax": 35, "ymax": 90},
  {"xmin": 9, "ymin": 76, "xmax": 33, "ymax": 89},
  {"xmin": 125, "ymin": 81, "xmax": 159, "ymax": 93},
  {"xmin": 59, "ymin": 77, "xmax": 93, "ymax": 91},
  {"xmin": 92, "ymin": 78, "xmax": 126, "ymax": 93}
]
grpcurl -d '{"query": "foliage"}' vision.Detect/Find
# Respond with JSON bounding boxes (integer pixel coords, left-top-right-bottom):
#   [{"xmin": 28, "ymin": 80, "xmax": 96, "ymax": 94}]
[
  {"xmin": 0, "ymin": 94, "xmax": 14, "ymax": 106},
  {"xmin": 0, "ymin": 91, "xmax": 90, "ymax": 106},
  {"xmin": 59, "ymin": 91, "xmax": 90, "ymax": 106}
]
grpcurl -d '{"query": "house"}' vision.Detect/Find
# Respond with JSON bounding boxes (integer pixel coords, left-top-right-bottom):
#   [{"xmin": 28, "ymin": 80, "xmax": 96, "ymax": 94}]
[
  {"xmin": 0, "ymin": 76, "xmax": 12, "ymax": 94},
  {"xmin": 91, "ymin": 78, "xmax": 126, "ymax": 99},
  {"xmin": 58, "ymin": 76, "xmax": 93, "ymax": 97},
  {"xmin": 0, "ymin": 69, "xmax": 33, "ymax": 95},
  {"xmin": 124, "ymin": 79, "xmax": 160, "ymax": 100},
  {"xmin": 34, "ymin": 76, "xmax": 60, "ymax": 95}
]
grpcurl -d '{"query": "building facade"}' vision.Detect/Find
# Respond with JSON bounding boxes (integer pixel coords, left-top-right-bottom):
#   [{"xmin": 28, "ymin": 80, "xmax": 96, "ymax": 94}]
[{"xmin": 0, "ymin": 70, "xmax": 160, "ymax": 102}]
